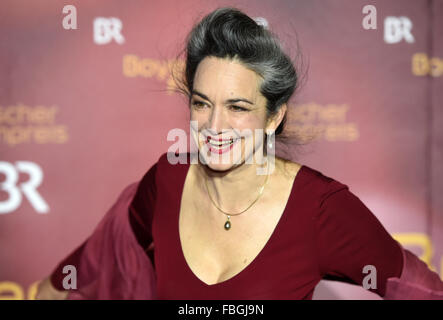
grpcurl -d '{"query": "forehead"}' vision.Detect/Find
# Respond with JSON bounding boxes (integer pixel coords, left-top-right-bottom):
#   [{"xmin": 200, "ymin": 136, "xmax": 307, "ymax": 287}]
[{"xmin": 193, "ymin": 56, "xmax": 263, "ymax": 102}]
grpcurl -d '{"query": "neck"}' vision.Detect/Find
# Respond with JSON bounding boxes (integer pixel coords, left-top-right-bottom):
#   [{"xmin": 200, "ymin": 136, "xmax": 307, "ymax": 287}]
[{"xmin": 195, "ymin": 154, "xmax": 271, "ymax": 213}]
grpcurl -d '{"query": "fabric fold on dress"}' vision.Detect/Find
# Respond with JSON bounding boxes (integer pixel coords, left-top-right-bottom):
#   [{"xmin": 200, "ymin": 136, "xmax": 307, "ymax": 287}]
[{"xmin": 62, "ymin": 181, "xmax": 156, "ymax": 299}]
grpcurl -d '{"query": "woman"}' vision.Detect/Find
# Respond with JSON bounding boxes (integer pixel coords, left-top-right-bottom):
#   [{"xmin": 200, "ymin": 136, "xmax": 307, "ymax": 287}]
[{"xmin": 36, "ymin": 7, "xmax": 443, "ymax": 300}]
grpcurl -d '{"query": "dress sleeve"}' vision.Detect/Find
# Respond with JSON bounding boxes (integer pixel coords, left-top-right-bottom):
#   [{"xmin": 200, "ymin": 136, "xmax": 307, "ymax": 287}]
[
  {"xmin": 128, "ymin": 163, "xmax": 157, "ymax": 252},
  {"xmin": 49, "ymin": 163, "xmax": 158, "ymax": 298},
  {"xmin": 313, "ymin": 184, "xmax": 404, "ymax": 297}
]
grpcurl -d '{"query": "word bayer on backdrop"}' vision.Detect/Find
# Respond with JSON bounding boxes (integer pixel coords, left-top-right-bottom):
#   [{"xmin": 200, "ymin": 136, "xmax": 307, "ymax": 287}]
[
  {"xmin": 62, "ymin": 5, "xmax": 125, "ymax": 45},
  {"xmin": 0, "ymin": 161, "xmax": 48, "ymax": 214},
  {"xmin": 362, "ymin": 5, "xmax": 414, "ymax": 44}
]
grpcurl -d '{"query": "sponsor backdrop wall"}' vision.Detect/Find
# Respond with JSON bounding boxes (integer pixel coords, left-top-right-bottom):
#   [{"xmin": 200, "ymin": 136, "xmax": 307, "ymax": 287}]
[{"xmin": 0, "ymin": 0, "xmax": 442, "ymax": 299}]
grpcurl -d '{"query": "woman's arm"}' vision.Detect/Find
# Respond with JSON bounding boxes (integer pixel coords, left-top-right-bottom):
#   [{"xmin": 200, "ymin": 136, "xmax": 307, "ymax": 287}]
[
  {"xmin": 314, "ymin": 184, "xmax": 443, "ymax": 299},
  {"xmin": 37, "ymin": 162, "xmax": 158, "ymax": 299},
  {"xmin": 35, "ymin": 277, "xmax": 69, "ymax": 300},
  {"xmin": 384, "ymin": 243, "xmax": 443, "ymax": 299}
]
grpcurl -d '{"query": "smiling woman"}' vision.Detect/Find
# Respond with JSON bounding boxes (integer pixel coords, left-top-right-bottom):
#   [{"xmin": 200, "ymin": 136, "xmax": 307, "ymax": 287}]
[
  {"xmin": 189, "ymin": 56, "xmax": 276, "ymax": 171},
  {"xmin": 37, "ymin": 6, "xmax": 443, "ymax": 300},
  {"xmin": 171, "ymin": 6, "xmax": 302, "ymax": 164}
]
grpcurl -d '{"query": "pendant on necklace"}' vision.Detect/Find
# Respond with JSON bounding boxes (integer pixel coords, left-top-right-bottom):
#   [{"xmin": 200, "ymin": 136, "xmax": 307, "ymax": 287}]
[{"xmin": 224, "ymin": 215, "xmax": 231, "ymax": 230}]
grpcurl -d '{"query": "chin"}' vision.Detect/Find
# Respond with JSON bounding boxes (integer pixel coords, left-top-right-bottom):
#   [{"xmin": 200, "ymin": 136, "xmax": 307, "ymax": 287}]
[
  {"xmin": 200, "ymin": 152, "xmax": 242, "ymax": 171},
  {"xmin": 205, "ymin": 161, "xmax": 236, "ymax": 172}
]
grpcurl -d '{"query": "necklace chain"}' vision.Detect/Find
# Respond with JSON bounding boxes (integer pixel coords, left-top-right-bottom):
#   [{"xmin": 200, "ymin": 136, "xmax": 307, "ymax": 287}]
[{"xmin": 204, "ymin": 164, "xmax": 270, "ymax": 217}]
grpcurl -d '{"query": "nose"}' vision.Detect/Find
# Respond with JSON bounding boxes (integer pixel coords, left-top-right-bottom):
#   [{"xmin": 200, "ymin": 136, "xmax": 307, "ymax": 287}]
[{"xmin": 207, "ymin": 105, "xmax": 229, "ymax": 135}]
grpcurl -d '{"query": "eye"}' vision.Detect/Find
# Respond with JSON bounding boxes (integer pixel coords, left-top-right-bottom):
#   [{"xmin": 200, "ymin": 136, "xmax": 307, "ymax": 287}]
[
  {"xmin": 229, "ymin": 105, "xmax": 248, "ymax": 112},
  {"xmin": 191, "ymin": 100, "xmax": 207, "ymax": 109}
]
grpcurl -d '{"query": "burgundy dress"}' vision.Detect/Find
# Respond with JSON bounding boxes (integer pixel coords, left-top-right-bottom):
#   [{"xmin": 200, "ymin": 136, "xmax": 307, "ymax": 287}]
[{"xmin": 50, "ymin": 152, "xmax": 443, "ymax": 299}]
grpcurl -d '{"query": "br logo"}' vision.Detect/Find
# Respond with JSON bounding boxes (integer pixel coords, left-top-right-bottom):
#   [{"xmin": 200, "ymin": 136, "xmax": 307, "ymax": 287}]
[
  {"xmin": 362, "ymin": 6, "xmax": 414, "ymax": 44},
  {"xmin": 93, "ymin": 17, "xmax": 125, "ymax": 45},
  {"xmin": 0, "ymin": 161, "xmax": 48, "ymax": 214},
  {"xmin": 384, "ymin": 16, "xmax": 415, "ymax": 44}
]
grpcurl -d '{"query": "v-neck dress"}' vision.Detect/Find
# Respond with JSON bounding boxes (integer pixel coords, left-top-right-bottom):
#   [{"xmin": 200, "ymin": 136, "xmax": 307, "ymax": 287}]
[{"xmin": 50, "ymin": 152, "xmax": 404, "ymax": 299}]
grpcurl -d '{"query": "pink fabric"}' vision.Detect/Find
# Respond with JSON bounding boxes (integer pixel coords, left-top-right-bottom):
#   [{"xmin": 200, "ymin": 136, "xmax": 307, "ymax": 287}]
[
  {"xmin": 65, "ymin": 182, "xmax": 156, "ymax": 300},
  {"xmin": 384, "ymin": 241, "xmax": 443, "ymax": 300}
]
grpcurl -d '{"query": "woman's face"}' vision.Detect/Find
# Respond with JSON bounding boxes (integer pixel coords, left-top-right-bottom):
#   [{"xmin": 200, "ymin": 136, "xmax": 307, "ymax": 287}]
[{"xmin": 190, "ymin": 56, "xmax": 281, "ymax": 172}]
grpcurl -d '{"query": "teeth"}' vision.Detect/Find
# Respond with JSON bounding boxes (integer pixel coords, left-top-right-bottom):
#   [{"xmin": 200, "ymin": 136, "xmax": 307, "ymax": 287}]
[{"xmin": 208, "ymin": 138, "xmax": 235, "ymax": 147}]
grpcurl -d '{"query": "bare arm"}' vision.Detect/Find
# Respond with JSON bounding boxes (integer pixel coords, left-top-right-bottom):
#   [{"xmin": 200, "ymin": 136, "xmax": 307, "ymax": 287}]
[{"xmin": 35, "ymin": 276, "xmax": 69, "ymax": 300}]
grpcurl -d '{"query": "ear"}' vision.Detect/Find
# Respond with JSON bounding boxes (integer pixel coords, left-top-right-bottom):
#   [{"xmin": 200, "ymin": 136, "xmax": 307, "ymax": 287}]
[{"xmin": 265, "ymin": 104, "xmax": 287, "ymax": 134}]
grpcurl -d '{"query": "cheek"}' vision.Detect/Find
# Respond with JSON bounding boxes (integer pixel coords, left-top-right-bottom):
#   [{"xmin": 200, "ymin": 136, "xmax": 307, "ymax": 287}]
[
  {"xmin": 190, "ymin": 108, "xmax": 210, "ymax": 118},
  {"xmin": 233, "ymin": 118, "xmax": 265, "ymax": 135},
  {"xmin": 190, "ymin": 111, "xmax": 207, "ymax": 129},
  {"xmin": 231, "ymin": 114, "xmax": 261, "ymax": 128}
]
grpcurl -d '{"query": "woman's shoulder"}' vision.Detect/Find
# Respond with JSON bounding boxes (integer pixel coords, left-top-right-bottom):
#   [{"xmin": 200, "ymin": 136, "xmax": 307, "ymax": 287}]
[
  {"xmin": 151, "ymin": 151, "xmax": 191, "ymax": 183},
  {"xmin": 276, "ymin": 157, "xmax": 349, "ymax": 202}
]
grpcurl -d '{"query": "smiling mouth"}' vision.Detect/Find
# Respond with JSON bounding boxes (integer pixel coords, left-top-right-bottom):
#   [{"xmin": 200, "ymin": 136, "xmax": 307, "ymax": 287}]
[
  {"xmin": 206, "ymin": 137, "xmax": 235, "ymax": 147},
  {"xmin": 203, "ymin": 136, "xmax": 239, "ymax": 154}
]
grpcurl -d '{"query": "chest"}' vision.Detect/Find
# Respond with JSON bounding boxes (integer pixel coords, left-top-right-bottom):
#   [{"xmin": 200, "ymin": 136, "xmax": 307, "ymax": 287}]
[
  {"xmin": 178, "ymin": 179, "xmax": 291, "ymax": 286},
  {"xmin": 152, "ymin": 161, "xmax": 322, "ymax": 299}
]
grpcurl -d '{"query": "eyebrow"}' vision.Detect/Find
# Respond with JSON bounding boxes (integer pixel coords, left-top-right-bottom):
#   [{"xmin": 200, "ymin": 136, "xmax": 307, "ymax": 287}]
[{"xmin": 191, "ymin": 89, "xmax": 254, "ymax": 105}]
